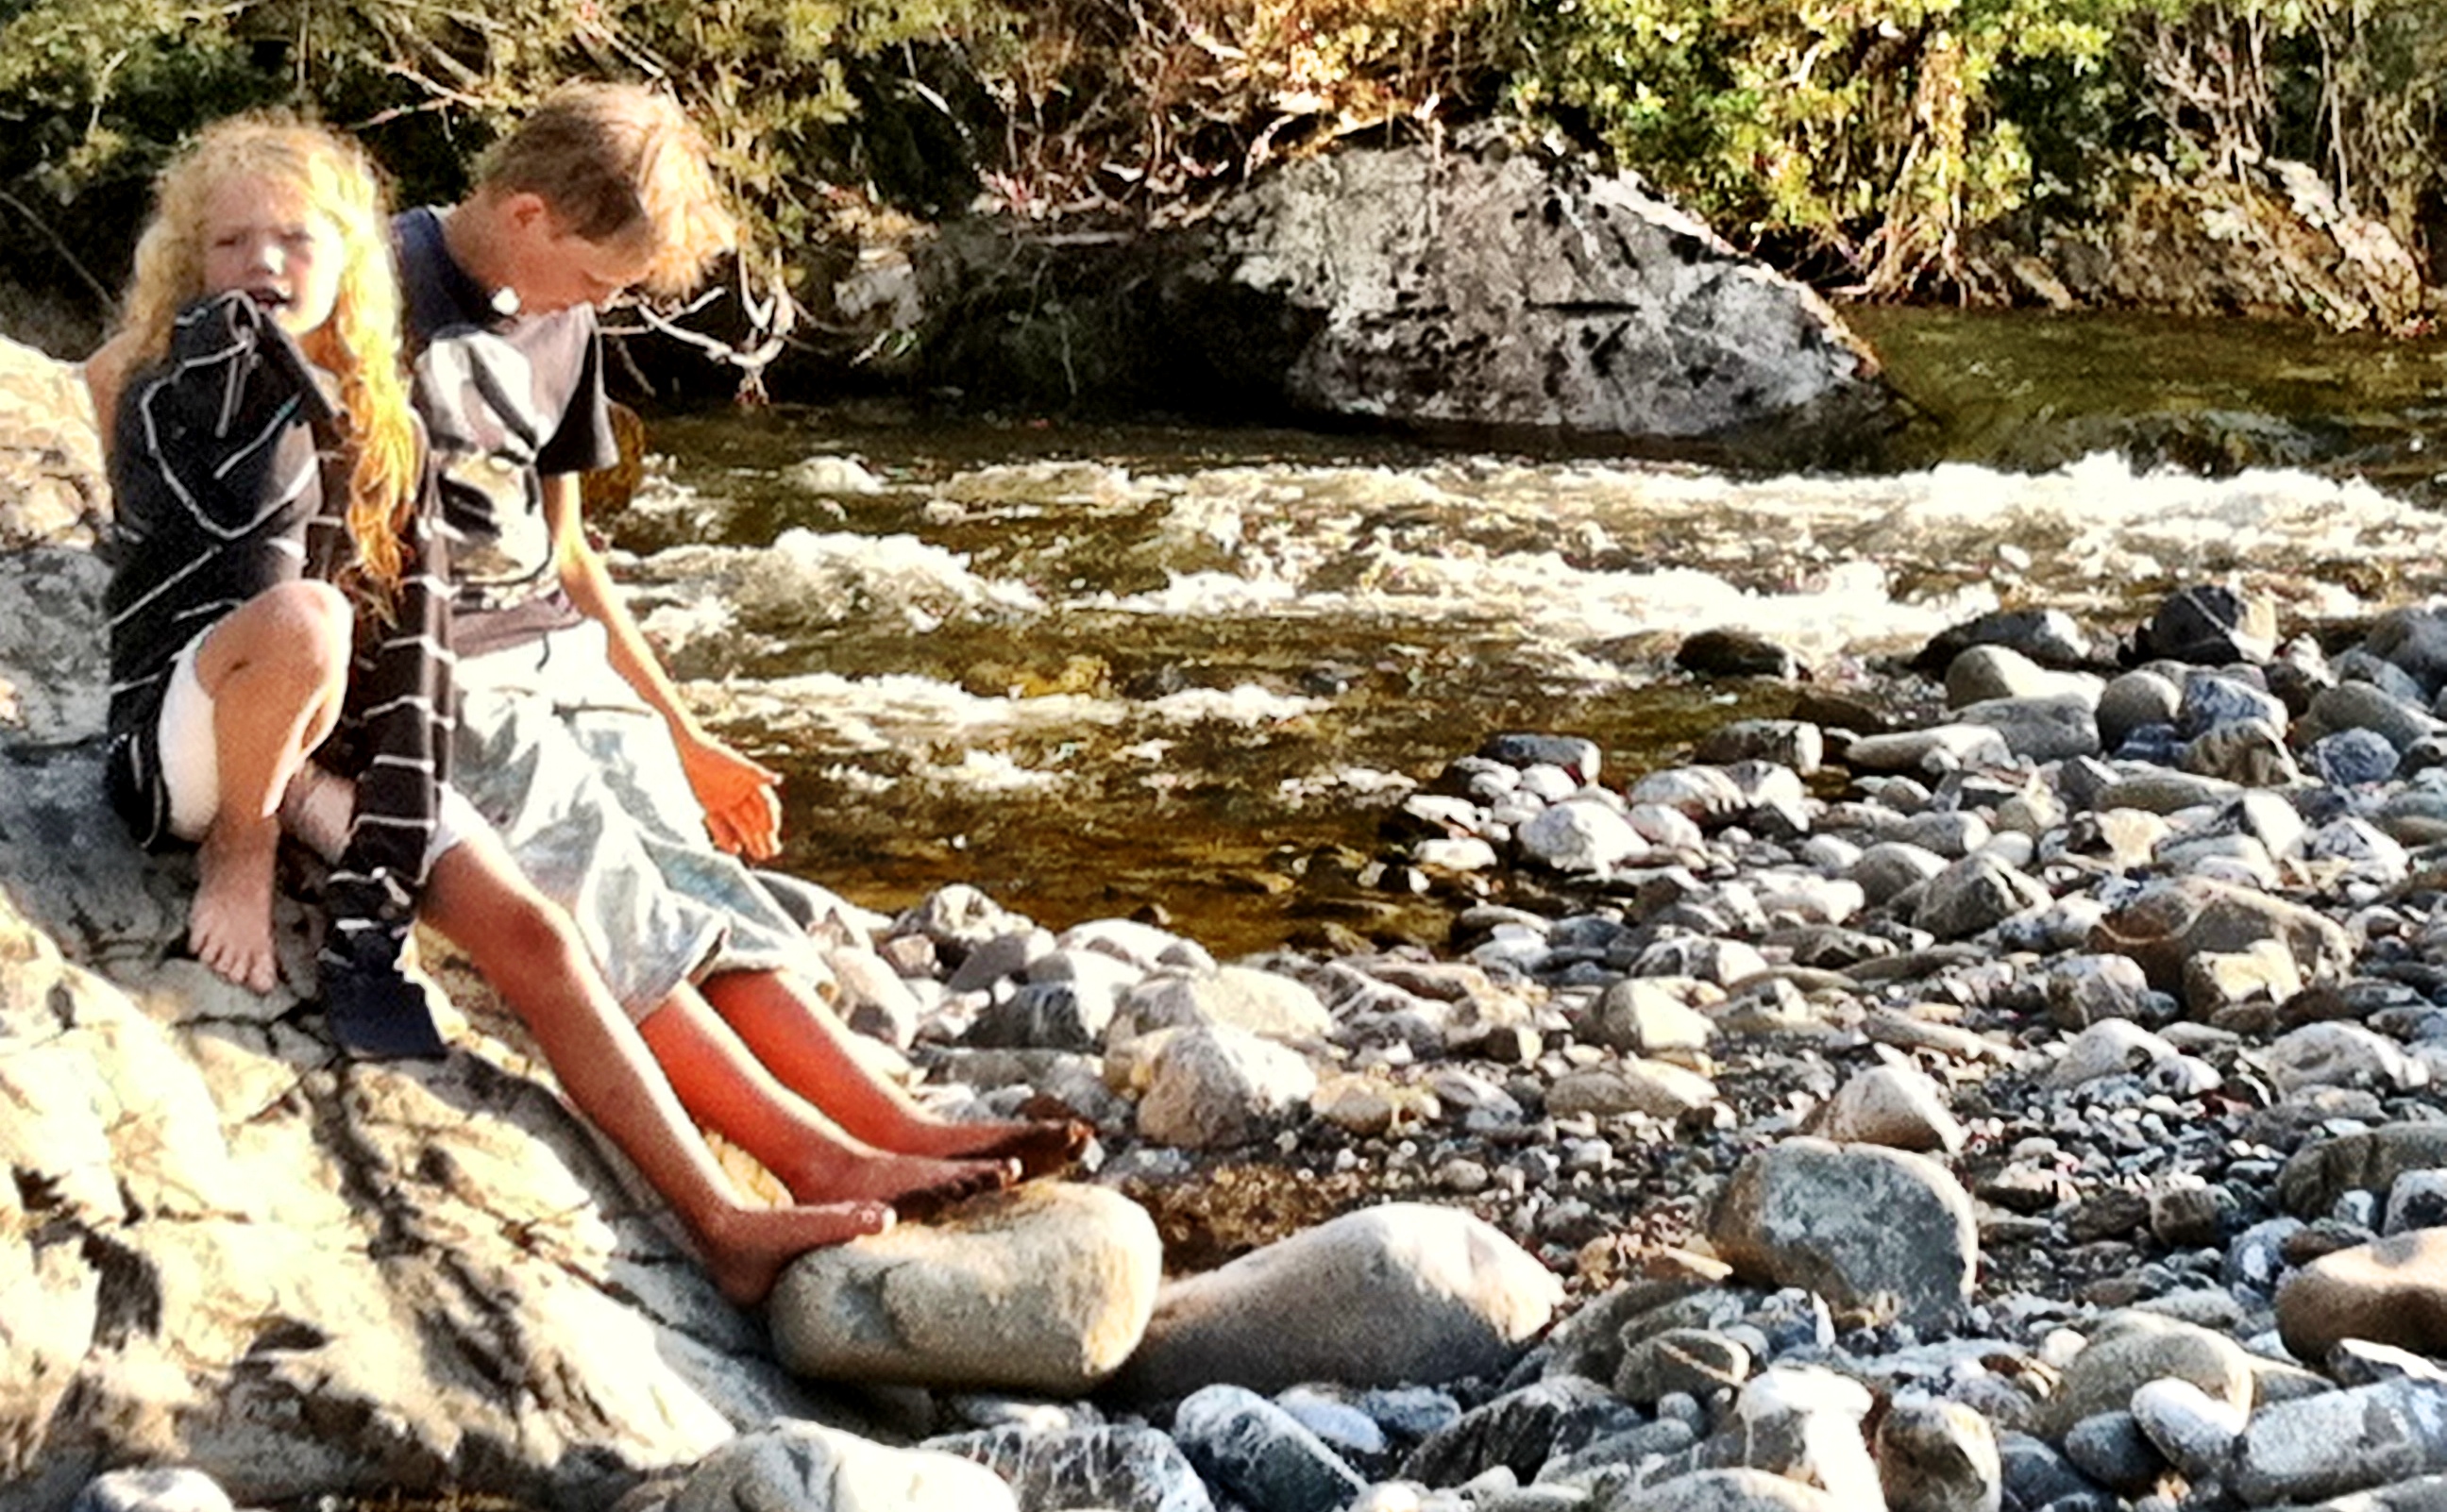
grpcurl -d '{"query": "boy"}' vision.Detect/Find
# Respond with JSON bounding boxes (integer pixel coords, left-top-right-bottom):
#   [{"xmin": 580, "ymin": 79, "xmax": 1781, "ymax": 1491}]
[{"xmin": 397, "ymin": 84, "xmax": 1083, "ymax": 1212}]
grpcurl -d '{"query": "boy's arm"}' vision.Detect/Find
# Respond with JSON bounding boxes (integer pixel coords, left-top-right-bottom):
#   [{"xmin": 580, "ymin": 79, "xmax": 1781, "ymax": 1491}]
[{"xmin": 542, "ymin": 471, "xmax": 785, "ymax": 860}]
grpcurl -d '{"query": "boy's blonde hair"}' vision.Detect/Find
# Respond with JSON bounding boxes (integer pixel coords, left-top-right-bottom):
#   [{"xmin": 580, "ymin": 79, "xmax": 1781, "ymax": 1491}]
[
  {"xmin": 476, "ymin": 82, "xmax": 736, "ymax": 298},
  {"xmin": 118, "ymin": 114, "xmax": 421, "ymax": 593}
]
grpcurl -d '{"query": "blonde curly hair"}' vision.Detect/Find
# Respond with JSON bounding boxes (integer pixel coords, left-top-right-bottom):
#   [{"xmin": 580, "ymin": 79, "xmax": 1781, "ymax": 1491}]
[
  {"xmin": 115, "ymin": 113, "xmax": 420, "ymax": 593},
  {"xmin": 475, "ymin": 82, "xmax": 737, "ymax": 297}
]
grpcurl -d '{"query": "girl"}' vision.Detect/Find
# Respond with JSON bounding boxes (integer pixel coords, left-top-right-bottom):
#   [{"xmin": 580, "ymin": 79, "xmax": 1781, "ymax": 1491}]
[
  {"xmin": 93, "ymin": 113, "xmax": 447, "ymax": 1045},
  {"xmin": 92, "ymin": 115, "xmax": 903, "ymax": 1303}
]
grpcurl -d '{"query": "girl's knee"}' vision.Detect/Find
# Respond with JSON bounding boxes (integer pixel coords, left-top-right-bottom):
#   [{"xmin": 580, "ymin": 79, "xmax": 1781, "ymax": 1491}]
[{"xmin": 205, "ymin": 580, "xmax": 355, "ymax": 693}]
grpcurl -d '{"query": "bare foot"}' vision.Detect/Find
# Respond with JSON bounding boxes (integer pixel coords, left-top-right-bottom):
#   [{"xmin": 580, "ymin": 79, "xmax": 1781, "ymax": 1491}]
[
  {"xmin": 191, "ymin": 820, "xmax": 280, "ymax": 994},
  {"xmin": 774, "ymin": 1150, "xmax": 1018, "ymax": 1218},
  {"xmin": 699, "ymin": 1200, "xmax": 893, "ymax": 1306},
  {"xmin": 907, "ymin": 1116, "xmax": 1094, "ymax": 1181}
]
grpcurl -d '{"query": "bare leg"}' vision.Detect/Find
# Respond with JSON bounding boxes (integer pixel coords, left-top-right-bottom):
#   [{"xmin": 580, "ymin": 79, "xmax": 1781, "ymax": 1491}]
[
  {"xmin": 700, "ymin": 968, "xmax": 1089, "ymax": 1178},
  {"xmin": 419, "ymin": 835, "xmax": 889, "ymax": 1304},
  {"xmin": 186, "ymin": 582, "xmax": 352, "ymax": 993},
  {"xmin": 639, "ymin": 988, "xmax": 1017, "ymax": 1215}
]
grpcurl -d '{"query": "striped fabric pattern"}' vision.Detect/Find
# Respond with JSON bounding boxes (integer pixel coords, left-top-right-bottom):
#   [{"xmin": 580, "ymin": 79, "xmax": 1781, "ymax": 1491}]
[{"xmin": 102, "ymin": 293, "xmax": 455, "ymax": 1054}]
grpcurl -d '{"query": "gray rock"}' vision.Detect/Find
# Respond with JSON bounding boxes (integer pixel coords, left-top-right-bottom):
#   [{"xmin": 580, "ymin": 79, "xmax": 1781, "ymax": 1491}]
[
  {"xmin": 2045, "ymin": 1312, "xmax": 2257, "ymax": 1437},
  {"xmin": 1852, "ymin": 844, "xmax": 1949, "ymax": 907},
  {"xmin": 927, "ymin": 1422, "xmax": 1212, "ymax": 1512},
  {"xmin": 2279, "ymin": 1126, "xmax": 2447, "ymax": 1220},
  {"xmin": 1113, "ymin": 1203, "xmax": 1562, "ymax": 1402},
  {"xmin": 1846, "ymin": 726, "xmax": 2015, "ymax": 775},
  {"xmin": 2361, "ymin": 606, "xmax": 2447, "ymax": 697},
  {"xmin": 2090, "ymin": 875, "xmax": 2355, "ymax": 994},
  {"xmin": 1693, "ymin": 721, "xmax": 1825, "ymax": 776},
  {"xmin": 1876, "ymin": 1397, "xmax": 2000, "ymax": 1512},
  {"xmin": 2181, "ymin": 718, "xmax": 2302, "ymax": 786},
  {"xmin": 1914, "ymin": 853, "xmax": 2051, "ymax": 940},
  {"xmin": 2060, "ymin": 1411, "xmax": 2166, "ymax": 1495},
  {"xmin": 667, "ymin": 1422, "xmax": 1018, "ymax": 1512},
  {"xmin": 1814, "ymin": 1064, "xmax": 1966, "ymax": 1155},
  {"xmin": 1519, "ymin": 798, "xmax": 1653, "ymax": 873},
  {"xmin": 1706, "ymin": 1137, "xmax": 1979, "ymax": 1326},
  {"xmin": 769, "ymin": 1184, "xmax": 1161, "ymax": 1392},
  {"xmin": 1174, "ymin": 125, "xmax": 1888, "ymax": 445},
  {"xmin": 1403, "ymin": 1374, "xmax": 1639, "ymax": 1488},
  {"xmin": 2128, "ymin": 1376, "xmax": 2244, "ymax": 1481},
  {"xmin": 1135, "ymin": 1023, "xmax": 1320, "ymax": 1149},
  {"xmin": 1945, "ymin": 645, "xmax": 2099, "ymax": 706},
  {"xmin": 2179, "ymin": 670, "xmax": 2289, "ymax": 737},
  {"xmin": 1117, "ymin": 965, "xmax": 1335, "ymax": 1045},
  {"xmin": 2233, "ymin": 1376, "xmax": 2447, "ymax": 1505},
  {"xmin": 968, "ymin": 977, "xmax": 1119, "ymax": 1050},
  {"xmin": 1613, "ymin": 1329, "xmax": 1752, "ymax": 1405},
  {"xmin": 1173, "ymin": 1384, "xmax": 1369, "ymax": 1512},
  {"xmin": 2304, "ymin": 680, "xmax": 2447, "ymax": 753},
  {"xmin": 1547, "ymin": 1058, "xmax": 1719, "ymax": 1121},
  {"xmin": 2097, "ymin": 671, "xmax": 2184, "ymax": 755},
  {"xmin": 1951, "ymin": 693, "xmax": 2101, "ymax": 763}
]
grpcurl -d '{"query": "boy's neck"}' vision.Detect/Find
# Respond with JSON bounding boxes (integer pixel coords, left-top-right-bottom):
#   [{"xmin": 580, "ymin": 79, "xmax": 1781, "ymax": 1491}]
[{"xmin": 437, "ymin": 199, "xmax": 518, "ymax": 312}]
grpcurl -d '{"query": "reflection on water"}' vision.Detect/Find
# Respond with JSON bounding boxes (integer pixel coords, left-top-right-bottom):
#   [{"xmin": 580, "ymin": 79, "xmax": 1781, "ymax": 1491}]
[{"xmin": 615, "ymin": 307, "xmax": 2447, "ymax": 955}]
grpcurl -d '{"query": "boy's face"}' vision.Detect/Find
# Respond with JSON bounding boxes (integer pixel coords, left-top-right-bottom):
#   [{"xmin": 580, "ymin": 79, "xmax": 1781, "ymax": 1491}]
[
  {"xmin": 202, "ymin": 174, "xmax": 345, "ymax": 343},
  {"xmin": 498, "ymin": 193, "xmax": 655, "ymax": 314}
]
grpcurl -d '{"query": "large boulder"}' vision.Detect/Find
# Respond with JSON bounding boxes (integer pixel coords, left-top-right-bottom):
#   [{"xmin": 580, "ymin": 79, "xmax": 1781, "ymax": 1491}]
[
  {"xmin": 909, "ymin": 126, "xmax": 1891, "ymax": 458},
  {"xmin": 1108, "ymin": 1202, "xmax": 1561, "ymax": 1402},
  {"xmin": 768, "ymin": 1183, "xmax": 1162, "ymax": 1394}
]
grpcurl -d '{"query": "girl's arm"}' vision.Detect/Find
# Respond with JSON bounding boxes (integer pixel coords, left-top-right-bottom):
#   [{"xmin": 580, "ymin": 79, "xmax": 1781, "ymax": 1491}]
[{"xmin": 542, "ymin": 472, "xmax": 784, "ymax": 860}]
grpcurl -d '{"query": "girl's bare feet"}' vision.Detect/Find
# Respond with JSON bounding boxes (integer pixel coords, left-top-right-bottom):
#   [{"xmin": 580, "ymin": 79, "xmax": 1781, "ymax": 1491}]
[
  {"xmin": 698, "ymin": 1200, "xmax": 893, "ymax": 1306},
  {"xmin": 190, "ymin": 820, "xmax": 280, "ymax": 993}
]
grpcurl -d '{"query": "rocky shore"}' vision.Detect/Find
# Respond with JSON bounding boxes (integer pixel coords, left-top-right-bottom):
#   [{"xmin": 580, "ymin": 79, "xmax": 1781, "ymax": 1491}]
[{"xmin": 18, "ymin": 326, "xmax": 2447, "ymax": 1512}]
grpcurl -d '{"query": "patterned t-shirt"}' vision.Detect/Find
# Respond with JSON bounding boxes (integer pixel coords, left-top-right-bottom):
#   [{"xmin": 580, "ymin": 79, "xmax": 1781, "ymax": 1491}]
[{"xmin": 393, "ymin": 206, "xmax": 616, "ymax": 651}]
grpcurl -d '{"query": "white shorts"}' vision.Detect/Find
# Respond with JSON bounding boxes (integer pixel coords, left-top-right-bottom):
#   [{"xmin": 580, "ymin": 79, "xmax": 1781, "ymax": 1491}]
[{"xmin": 157, "ymin": 630, "xmax": 481, "ymax": 865}]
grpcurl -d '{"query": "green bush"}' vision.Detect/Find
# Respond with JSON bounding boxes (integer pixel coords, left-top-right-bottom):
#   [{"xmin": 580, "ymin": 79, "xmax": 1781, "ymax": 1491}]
[{"xmin": 1507, "ymin": 0, "xmax": 2447, "ymax": 294}]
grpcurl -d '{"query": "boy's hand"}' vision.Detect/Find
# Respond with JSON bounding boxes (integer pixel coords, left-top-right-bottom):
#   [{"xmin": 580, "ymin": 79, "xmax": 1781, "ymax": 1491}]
[{"xmin": 678, "ymin": 731, "xmax": 784, "ymax": 860}]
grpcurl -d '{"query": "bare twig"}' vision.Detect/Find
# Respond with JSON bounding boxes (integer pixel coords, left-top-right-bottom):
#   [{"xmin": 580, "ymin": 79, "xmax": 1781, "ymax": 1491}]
[{"xmin": 0, "ymin": 191, "xmax": 113, "ymax": 308}]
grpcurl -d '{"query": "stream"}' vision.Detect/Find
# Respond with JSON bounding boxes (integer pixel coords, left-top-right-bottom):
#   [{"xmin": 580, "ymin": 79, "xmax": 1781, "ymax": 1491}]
[{"xmin": 604, "ymin": 305, "xmax": 2447, "ymax": 957}]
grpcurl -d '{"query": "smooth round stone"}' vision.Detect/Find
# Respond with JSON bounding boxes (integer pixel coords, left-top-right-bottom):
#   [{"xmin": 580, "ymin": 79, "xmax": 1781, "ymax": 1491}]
[
  {"xmin": 770, "ymin": 1184, "xmax": 1163, "ymax": 1393},
  {"xmin": 2131, "ymin": 1377, "xmax": 2245, "ymax": 1480},
  {"xmin": 2062, "ymin": 1412, "xmax": 2167, "ymax": 1494},
  {"xmin": 2098, "ymin": 671, "xmax": 2183, "ymax": 753},
  {"xmin": 2361, "ymin": 606, "xmax": 2447, "ymax": 693},
  {"xmin": 2277, "ymin": 1228, "xmax": 2447, "ymax": 1362},
  {"xmin": 2304, "ymin": 680, "xmax": 2445, "ymax": 752},
  {"xmin": 1517, "ymin": 798, "xmax": 1650, "ymax": 873},
  {"xmin": 670, "ymin": 1423, "xmax": 1018, "ymax": 1512}
]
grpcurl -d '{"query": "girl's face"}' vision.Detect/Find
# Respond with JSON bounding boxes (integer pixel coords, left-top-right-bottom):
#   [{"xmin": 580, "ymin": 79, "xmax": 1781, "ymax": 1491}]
[{"xmin": 199, "ymin": 171, "xmax": 346, "ymax": 345}]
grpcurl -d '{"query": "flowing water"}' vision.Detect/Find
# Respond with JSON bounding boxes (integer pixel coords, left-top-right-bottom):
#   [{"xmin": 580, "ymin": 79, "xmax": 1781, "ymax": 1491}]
[{"xmin": 611, "ymin": 306, "xmax": 2447, "ymax": 956}]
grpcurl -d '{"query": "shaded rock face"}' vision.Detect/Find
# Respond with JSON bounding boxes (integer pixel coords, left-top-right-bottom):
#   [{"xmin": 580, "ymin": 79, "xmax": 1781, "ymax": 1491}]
[{"xmin": 911, "ymin": 126, "xmax": 1892, "ymax": 461}]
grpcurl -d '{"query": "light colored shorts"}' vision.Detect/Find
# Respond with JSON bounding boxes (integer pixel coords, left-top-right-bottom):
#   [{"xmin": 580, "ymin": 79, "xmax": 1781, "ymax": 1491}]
[
  {"xmin": 159, "ymin": 627, "xmax": 482, "ymax": 865},
  {"xmin": 450, "ymin": 619, "xmax": 829, "ymax": 1021}
]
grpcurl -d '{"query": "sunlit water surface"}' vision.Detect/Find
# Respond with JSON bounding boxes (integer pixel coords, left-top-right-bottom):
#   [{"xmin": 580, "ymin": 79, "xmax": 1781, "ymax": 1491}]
[{"xmin": 615, "ymin": 308, "xmax": 2447, "ymax": 955}]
